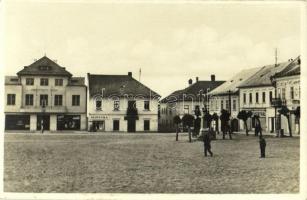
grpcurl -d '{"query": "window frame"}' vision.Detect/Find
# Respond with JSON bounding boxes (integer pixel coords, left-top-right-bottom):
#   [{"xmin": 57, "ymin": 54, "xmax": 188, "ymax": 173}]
[
  {"xmin": 114, "ymin": 100, "xmax": 120, "ymax": 111},
  {"xmin": 25, "ymin": 94, "xmax": 34, "ymax": 106},
  {"xmin": 55, "ymin": 79, "xmax": 63, "ymax": 86},
  {"xmin": 144, "ymin": 100, "xmax": 150, "ymax": 111},
  {"xmin": 54, "ymin": 95, "xmax": 63, "ymax": 106},
  {"xmin": 26, "ymin": 78, "xmax": 34, "ymax": 85},
  {"xmin": 7, "ymin": 94, "xmax": 16, "ymax": 105},
  {"xmin": 40, "ymin": 94, "xmax": 48, "ymax": 106},
  {"xmin": 40, "ymin": 78, "xmax": 49, "ymax": 86},
  {"xmin": 72, "ymin": 95, "xmax": 80, "ymax": 106}
]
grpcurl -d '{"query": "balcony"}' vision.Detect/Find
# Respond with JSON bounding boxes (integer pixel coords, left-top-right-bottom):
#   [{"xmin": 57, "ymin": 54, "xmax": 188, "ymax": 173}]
[
  {"xmin": 20, "ymin": 106, "xmax": 68, "ymax": 113},
  {"xmin": 270, "ymin": 98, "xmax": 286, "ymax": 107},
  {"xmin": 124, "ymin": 107, "xmax": 139, "ymax": 120}
]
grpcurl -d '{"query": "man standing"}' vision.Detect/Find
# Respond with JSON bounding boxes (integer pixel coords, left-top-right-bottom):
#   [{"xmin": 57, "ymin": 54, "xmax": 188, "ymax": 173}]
[
  {"xmin": 259, "ymin": 136, "xmax": 266, "ymax": 158},
  {"xmin": 41, "ymin": 119, "xmax": 44, "ymax": 134},
  {"xmin": 203, "ymin": 132, "xmax": 213, "ymax": 157}
]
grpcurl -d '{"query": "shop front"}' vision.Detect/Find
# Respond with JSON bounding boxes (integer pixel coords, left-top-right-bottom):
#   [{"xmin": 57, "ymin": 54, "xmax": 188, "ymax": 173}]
[
  {"xmin": 5, "ymin": 114, "xmax": 30, "ymax": 130},
  {"xmin": 57, "ymin": 115, "xmax": 81, "ymax": 130}
]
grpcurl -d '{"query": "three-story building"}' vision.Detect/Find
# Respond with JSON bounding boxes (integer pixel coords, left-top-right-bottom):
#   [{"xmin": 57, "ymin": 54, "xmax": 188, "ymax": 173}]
[{"xmin": 4, "ymin": 56, "xmax": 87, "ymax": 131}]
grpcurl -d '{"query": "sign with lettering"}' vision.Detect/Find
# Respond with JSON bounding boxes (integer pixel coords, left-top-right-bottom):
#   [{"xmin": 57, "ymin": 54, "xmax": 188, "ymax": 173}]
[{"xmin": 89, "ymin": 115, "xmax": 109, "ymax": 120}]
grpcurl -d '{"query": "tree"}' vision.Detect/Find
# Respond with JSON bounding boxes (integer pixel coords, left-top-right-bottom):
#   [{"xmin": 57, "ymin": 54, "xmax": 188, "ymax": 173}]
[
  {"xmin": 173, "ymin": 115, "xmax": 182, "ymax": 141},
  {"xmin": 182, "ymin": 114, "xmax": 194, "ymax": 142},
  {"xmin": 294, "ymin": 106, "xmax": 300, "ymax": 134},
  {"xmin": 220, "ymin": 109, "xmax": 232, "ymax": 139},
  {"xmin": 278, "ymin": 106, "xmax": 292, "ymax": 137},
  {"xmin": 212, "ymin": 113, "xmax": 219, "ymax": 134},
  {"xmin": 237, "ymin": 110, "xmax": 253, "ymax": 136}
]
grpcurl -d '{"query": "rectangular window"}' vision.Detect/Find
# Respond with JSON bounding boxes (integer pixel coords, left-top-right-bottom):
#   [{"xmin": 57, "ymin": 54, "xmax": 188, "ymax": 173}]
[
  {"xmin": 7, "ymin": 94, "xmax": 15, "ymax": 105},
  {"xmin": 243, "ymin": 93, "xmax": 246, "ymax": 104},
  {"xmin": 144, "ymin": 120, "xmax": 150, "ymax": 131},
  {"xmin": 96, "ymin": 99, "xmax": 102, "ymax": 110},
  {"xmin": 55, "ymin": 79, "xmax": 63, "ymax": 86},
  {"xmin": 262, "ymin": 92, "xmax": 266, "ymax": 103},
  {"xmin": 282, "ymin": 88, "xmax": 286, "ymax": 99},
  {"xmin": 40, "ymin": 78, "xmax": 49, "ymax": 86},
  {"xmin": 144, "ymin": 100, "xmax": 150, "ymax": 110},
  {"xmin": 290, "ymin": 87, "xmax": 294, "ymax": 99},
  {"xmin": 225, "ymin": 100, "xmax": 229, "ymax": 110},
  {"xmin": 25, "ymin": 94, "xmax": 34, "ymax": 106},
  {"xmin": 269, "ymin": 91, "xmax": 273, "ymax": 102},
  {"xmin": 113, "ymin": 120, "xmax": 120, "ymax": 131},
  {"xmin": 184, "ymin": 105, "xmax": 189, "ymax": 114},
  {"xmin": 72, "ymin": 95, "xmax": 80, "ymax": 106},
  {"xmin": 114, "ymin": 100, "xmax": 120, "ymax": 111},
  {"xmin": 221, "ymin": 100, "xmax": 223, "ymax": 110},
  {"xmin": 249, "ymin": 93, "xmax": 253, "ymax": 103},
  {"xmin": 26, "ymin": 78, "xmax": 34, "ymax": 85},
  {"xmin": 40, "ymin": 95, "xmax": 48, "ymax": 106},
  {"xmin": 54, "ymin": 95, "xmax": 63, "ymax": 106},
  {"xmin": 256, "ymin": 92, "xmax": 259, "ymax": 103},
  {"xmin": 233, "ymin": 99, "xmax": 236, "ymax": 111}
]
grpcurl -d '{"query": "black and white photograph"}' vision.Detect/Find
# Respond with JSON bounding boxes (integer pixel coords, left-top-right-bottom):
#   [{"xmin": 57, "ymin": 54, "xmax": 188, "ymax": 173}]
[{"xmin": 0, "ymin": 0, "xmax": 306, "ymax": 199}]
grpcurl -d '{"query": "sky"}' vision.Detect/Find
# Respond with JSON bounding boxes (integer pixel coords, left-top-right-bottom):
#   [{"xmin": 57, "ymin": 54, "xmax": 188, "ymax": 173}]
[{"xmin": 2, "ymin": 1, "xmax": 303, "ymax": 97}]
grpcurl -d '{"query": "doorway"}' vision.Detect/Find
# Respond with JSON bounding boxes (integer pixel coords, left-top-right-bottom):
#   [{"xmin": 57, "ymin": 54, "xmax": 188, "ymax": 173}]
[
  {"xmin": 127, "ymin": 119, "xmax": 136, "ymax": 132},
  {"xmin": 37, "ymin": 114, "xmax": 50, "ymax": 130}
]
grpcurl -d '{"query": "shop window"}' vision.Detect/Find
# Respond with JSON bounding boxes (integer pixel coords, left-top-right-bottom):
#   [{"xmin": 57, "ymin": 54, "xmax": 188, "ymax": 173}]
[
  {"xmin": 54, "ymin": 95, "xmax": 63, "ymax": 106},
  {"xmin": 144, "ymin": 120, "xmax": 150, "ymax": 131},
  {"xmin": 5, "ymin": 115, "xmax": 30, "ymax": 130},
  {"xmin": 25, "ymin": 94, "xmax": 34, "ymax": 106},
  {"xmin": 72, "ymin": 95, "xmax": 80, "ymax": 106},
  {"xmin": 40, "ymin": 78, "xmax": 49, "ymax": 86},
  {"xmin": 7, "ymin": 94, "xmax": 16, "ymax": 105},
  {"xmin": 26, "ymin": 78, "xmax": 34, "ymax": 85},
  {"xmin": 57, "ymin": 115, "xmax": 80, "ymax": 130}
]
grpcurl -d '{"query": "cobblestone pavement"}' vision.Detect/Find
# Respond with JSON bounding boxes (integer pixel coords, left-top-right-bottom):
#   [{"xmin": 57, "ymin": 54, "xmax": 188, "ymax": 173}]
[{"xmin": 4, "ymin": 132, "xmax": 299, "ymax": 193}]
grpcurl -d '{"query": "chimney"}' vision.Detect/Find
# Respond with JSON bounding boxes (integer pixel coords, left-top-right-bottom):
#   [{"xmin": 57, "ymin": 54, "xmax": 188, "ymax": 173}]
[
  {"xmin": 196, "ymin": 77, "xmax": 199, "ymax": 82},
  {"xmin": 211, "ymin": 74, "xmax": 215, "ymax": 82},
  {"xmin": 128, "ymin": 72, "xmax": 132, "ymax": 77},
  {"xmin": 188, "ymin": 79, "xmax": 193, "ymax": 85}
]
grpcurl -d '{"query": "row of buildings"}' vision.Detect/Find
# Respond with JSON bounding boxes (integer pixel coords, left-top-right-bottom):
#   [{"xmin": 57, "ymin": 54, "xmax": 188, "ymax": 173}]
[
  {"xmin": 5, "ymin": 56, "xmax": 160, "ymax": 132},
  {"xmin": 159, "ymin": 56, "xmax": 301, "ymax": 135},
  {"xmin": 4, "ymin": 55, "xmax": 300, "ymax": 134}
]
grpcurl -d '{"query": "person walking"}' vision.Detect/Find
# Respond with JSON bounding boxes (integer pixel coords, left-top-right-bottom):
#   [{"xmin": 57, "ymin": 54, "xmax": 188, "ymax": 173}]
[
  {"xmin": 259, "ymin": 136, "xmax": 266, "ymax": 158},
  {"xmin": 41, "ymin": 119, "xmax": 44, "ymax": 134},
  {"xmin": 203, "ymin": 132, "xmax": 213, "ymax": 157}
]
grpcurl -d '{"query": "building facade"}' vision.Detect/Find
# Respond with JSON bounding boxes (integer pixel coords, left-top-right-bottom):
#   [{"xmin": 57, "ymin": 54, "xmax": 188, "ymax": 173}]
[
  {"xmin": 208, "ymin": 67, "xmax": 261, "ymax": 132},
  {"xmin": 237, "ymin": 60, "xmax": 291, "ymax": 132},
  {"xmin": 272, "ymin": 57, "xmax": 300, "ymax": 135},
  {"xmin": 87, "ymin": 72, "xmax": 160, "ymax": 132},
  {"xmin": 159, "ymin": 75, "xmax": 224, "ymax": 132},
  {"xmin": 4, "ymin": 56, "xmax": 87, "ymax": 131}
]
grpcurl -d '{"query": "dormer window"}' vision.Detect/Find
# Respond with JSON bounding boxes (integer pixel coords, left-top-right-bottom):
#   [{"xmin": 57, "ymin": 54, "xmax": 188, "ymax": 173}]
[{"xmin": 39, "ymin": 65, "xmax": 51, "ymax": 71}]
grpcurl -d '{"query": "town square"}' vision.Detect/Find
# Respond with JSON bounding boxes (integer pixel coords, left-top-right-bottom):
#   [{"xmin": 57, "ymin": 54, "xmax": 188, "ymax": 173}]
[{"xmin": 1, "ymin": 0, "xmax": 305, "ymax": 198}]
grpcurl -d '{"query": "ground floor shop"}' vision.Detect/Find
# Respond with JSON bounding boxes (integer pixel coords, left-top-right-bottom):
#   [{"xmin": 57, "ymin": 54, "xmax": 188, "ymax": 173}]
[
  {"xmin": 5, "ymin": 113, "xmax": 87, "ymax": 131},
  {"xmin": 88, "ymin": 114, "xmax": 158, "ymax": 132}
]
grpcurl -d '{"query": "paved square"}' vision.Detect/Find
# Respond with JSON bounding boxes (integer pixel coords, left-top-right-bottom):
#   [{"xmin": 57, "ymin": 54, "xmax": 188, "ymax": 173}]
[{"xmin": 4, "ymin": 133, "xmax": 299, "ymax": 193}]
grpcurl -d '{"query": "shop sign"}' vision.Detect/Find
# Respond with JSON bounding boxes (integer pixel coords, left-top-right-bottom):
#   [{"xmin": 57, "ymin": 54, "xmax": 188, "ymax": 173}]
[{"xmin": 90, "ymin": 115, "xmax": 109, "ymax": 120}]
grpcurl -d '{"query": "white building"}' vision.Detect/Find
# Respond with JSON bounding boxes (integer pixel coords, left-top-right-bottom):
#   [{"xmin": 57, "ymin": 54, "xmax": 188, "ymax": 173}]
[
  {"xmin": 237, "ymin": 60, "xmax": 291, "ymax": 132},
  {"xmin": 87, "ymin": 72, "xmax": 160, "ymax": 132},
  {"xmin": 4, "ymin": 56, "xmax": 87, "ymax": 131},
  {"xmin": 159, "ymin": 75, "xmax": 224, "ymax": 132},
  {"xmin": 208, "ymin": 67, "xmax": 261, "ymax": 132},
  {"xmin": 272, "ymin": 56, "xmax": 300, "ymax": 135}
]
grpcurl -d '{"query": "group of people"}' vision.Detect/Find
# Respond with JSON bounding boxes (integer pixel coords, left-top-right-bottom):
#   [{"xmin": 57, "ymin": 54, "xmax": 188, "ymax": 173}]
[{"xmin": 202, "ymin": 131, "xmax": 266, "ymax": 158}]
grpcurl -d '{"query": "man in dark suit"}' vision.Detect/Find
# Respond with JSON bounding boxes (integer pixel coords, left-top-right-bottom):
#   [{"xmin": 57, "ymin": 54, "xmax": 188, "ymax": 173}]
[
  {"xmin": 203, "ymin": 132, "xmax": 213, "ymax": 157},
  {"xmin": 259, "ymin": 136, "xmax": 266, "ymax": 158}
]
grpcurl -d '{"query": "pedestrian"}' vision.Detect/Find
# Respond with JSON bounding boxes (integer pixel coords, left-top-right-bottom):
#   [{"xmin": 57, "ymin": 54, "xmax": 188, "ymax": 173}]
[
  {"xmin": 41, "ymin": 119, "xmax": 44, "ymax": 134},
  {"xmin": 203, "ymin": 132, "xmax": 213, "ymax": 157},
  {"xmin": 259, "ymin": 136, "xmax": 266, "ymax": 158}
]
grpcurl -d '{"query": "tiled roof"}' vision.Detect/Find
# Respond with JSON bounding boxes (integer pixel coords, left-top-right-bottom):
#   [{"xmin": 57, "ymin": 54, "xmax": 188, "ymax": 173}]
[
  {"xmin": 274, "ymin": 56, "xmax": 300, "ymax": 78},
  {"xmin": 5, "ymin": 76, "xmax": 21, "ymax": 85},
  {"xmin": 209, "ymin": 67, "xmax": 262, "ymax": 96},
  {"xmin": 67, "ymin": 77, "xmax": 86, "ymax": 86},
  {"xmin": 160, "ymin": 80, "xmax": 225, "ymax": 103},
  {"xmin": 238, "ymin": 61, "xmax": 291, "ymax": 88},
  {"xmin": 17, "ymin": 56, "xmax": 72, "ymax": 77},
  {"xmin": 87, "ymin": 73, "xmax": 161, "ymax": 98}
]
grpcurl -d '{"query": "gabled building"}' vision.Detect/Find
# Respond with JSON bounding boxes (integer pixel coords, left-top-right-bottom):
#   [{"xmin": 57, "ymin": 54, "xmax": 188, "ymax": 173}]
[
  {"xmin": 87, "ymin": 72, "xmax": 160, "ymax": 132},
  {"xmin": 5, "ymin": 56, "xmax": 87, "ymax": 131},
  {"xmin": 208, "ymin": 67, "xmax": 261, "ymax": 131},
  {"xmin": 237, "ymin": 60, "xmax": 291, "ymax": 132},
  {"xmin": 271, "ymin": 56, "xmax": 300, "ymax": 135},
  {"xmin": 159, "ymin": 75, "xmax": 224, "ymax": 132}
]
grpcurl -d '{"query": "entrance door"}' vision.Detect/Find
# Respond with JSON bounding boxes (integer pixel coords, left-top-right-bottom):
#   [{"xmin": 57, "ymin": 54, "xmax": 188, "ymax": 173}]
[
  {"xmin": 127, "ymin": 119, "xmax": 136, "ymax": 132},
  {"xmin": 231, "ymin": 119, "xmax": 239, "ymax": 132},
  {"xmin": 270, "ymin": 117, "xmax": 275, "ymax": 133},
  {"xmin": 37, "ymin": 115, "xmax": 50, "ymax": 130}
]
